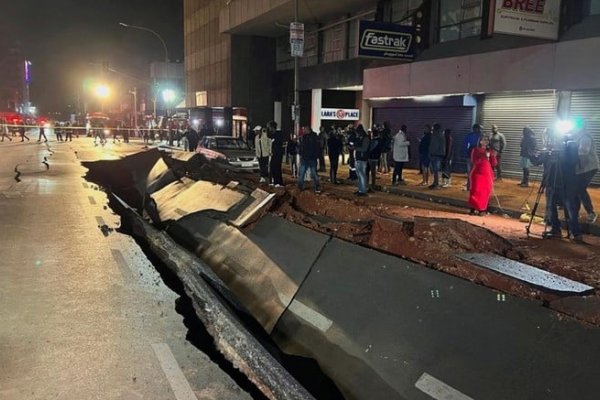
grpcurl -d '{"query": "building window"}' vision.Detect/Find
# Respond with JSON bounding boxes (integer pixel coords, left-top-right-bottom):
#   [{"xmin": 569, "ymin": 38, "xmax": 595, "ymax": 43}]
[
  {"xmin": 391, "ymin": 0, "xmax": 423, "ymax": 25},
  {"xmin": 591, "ymin": 0, "xmax": 600, "ymax": 15},
  {"xmin": 196, "ymin": 91, "xmax": 207, "ymax": 107},
  {"xmin": 438, "ymin": 0, "xmax": 483, "ymax": 43}
]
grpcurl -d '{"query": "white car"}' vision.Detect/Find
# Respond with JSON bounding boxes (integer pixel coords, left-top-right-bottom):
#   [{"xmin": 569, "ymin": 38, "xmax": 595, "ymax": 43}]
[{"xmin": 198, "ymin": 135, "xmax": 259, "ymax": 171}]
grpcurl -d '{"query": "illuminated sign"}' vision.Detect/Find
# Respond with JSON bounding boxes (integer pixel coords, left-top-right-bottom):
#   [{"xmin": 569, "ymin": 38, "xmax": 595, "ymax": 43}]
[
  {"xmin": 24, "ymin": 61, "xmax": 32, "ymax": 83},
  {"xmin": 494, "ymin": 0, "xmax": 561, "ymax": 40},
  {"xmin": 358, "ymin": 20, "xmax": 416, "ymax": 61},
  {"xmin": 320, "ymin": 108, "xmax": 360, "ymax": 121}
]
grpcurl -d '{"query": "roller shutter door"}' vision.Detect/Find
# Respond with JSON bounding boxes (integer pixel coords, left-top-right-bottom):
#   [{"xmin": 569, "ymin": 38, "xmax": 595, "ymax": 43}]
[
  {"xmin": 570, "ymin": 90, "xmax": 600, "ymax": 185},
  {"xmin": 372, "ymin": 106, "xmax": 475, "ymax": 170},
  {"xmin": 481, "ymin": 91, "xmax": 557, "ymax": 180}
]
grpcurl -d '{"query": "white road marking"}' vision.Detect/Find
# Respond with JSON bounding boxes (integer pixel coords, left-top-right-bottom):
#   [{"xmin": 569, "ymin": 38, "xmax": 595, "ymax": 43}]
[
  {"xmin": 152, "ymin": 343, "xmax": 198, "ymax": 400},
  {"xmin": 278, "ymin": 293, "xmax": 333, "ymax": 332},
  {"xmin": 415, "ymin": 373, "xmax": 474, "ymax": 400}
]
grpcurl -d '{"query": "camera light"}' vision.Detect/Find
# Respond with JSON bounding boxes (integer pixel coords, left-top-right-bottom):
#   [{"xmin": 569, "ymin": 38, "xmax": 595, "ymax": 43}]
[{"xmin": 555, "ymin": 120, "xmax": 574, "ymax": 135}]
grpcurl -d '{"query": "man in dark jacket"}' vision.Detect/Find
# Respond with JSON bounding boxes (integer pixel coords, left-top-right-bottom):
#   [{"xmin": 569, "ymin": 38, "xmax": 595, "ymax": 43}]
[
  {"xmin": 268, "ymin": 121, "xmax": 284, "ymax": 187},
  {"xmin": 428, "ymin": 123, "xmax": 446, "ymax": 189},
  {"xmin": 368, "ymin": 130, "xmax": 383, "ymax": 189},
  {"xmin": 354, "ymin": 124, "xmax": 371, "ymax": 196},
  {"xmin": 519, "ymin": 127, "xmax": 537, "ymax": 187},
  {"xmin": 184, "ymin": 125, "xmax": 199, "ymax": 152},
  {"xmin": 327, "ymin": 130, "xmax": 343, "ymax": 184},
  {"xmin": 298, "ymin": 126, "xmax": 321, "ymax": 193}
]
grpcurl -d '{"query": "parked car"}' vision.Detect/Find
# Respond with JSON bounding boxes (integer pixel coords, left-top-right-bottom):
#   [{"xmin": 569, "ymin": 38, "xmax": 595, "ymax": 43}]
[{"xmin": 198, "ymin": 135, "xmax": 259, "ymax": 171}]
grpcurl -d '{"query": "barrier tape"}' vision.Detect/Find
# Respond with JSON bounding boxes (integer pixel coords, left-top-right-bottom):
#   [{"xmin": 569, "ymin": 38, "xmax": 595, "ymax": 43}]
[{"xmin": 0, "ymin": 123, "xmax": 179, "ymax": 132}]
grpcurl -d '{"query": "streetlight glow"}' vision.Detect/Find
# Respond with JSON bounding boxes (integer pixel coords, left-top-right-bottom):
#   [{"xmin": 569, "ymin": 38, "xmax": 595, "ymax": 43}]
[
  {"xmin": 94, "ymin": 84, "xmax": 110, "ymax": 99},
  {"xmin": 162, "ymin": 89, "xmax": 176, "ymax": 104}
]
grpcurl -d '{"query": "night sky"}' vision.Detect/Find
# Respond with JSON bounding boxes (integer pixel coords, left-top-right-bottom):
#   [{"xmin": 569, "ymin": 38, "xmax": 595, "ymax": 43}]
[{"xmin": 2, "ymin": 0, "xmax": 183, "ymax": 113}]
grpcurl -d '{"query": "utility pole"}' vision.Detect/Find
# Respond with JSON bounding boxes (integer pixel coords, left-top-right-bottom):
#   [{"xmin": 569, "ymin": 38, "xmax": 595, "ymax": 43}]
[
  {"xmin": 130, "ymin": 87, "xmax": 138, "ymax": 128},
  {"xmin": 292, "ymin": 0, "xmax": 301, "ymax": 137}
]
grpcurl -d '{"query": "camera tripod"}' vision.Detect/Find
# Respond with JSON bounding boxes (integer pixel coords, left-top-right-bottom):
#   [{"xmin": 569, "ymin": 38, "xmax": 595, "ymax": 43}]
[{"xmin": 525, "ymin": 154, "xmax": 566, "ymax": 237}]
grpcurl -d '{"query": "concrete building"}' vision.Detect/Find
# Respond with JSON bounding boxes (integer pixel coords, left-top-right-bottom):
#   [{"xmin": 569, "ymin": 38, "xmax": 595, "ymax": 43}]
[
  {"xmin": 184, "ymin": 0, "xmax": 600, "ymax": 181},
  {"xmin": 0, "ymin": 38, "xmax": 25, "ymax": 111}
]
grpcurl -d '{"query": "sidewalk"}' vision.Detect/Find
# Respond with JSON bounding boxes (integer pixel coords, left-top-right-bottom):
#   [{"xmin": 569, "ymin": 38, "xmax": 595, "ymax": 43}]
[{"xmin": 294, "ymin": 160, "xmax": 600, "ymax": 234}]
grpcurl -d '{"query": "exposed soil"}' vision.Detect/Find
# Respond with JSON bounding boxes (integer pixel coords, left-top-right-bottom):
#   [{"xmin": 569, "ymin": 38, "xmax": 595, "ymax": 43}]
[{"xmin": 266, "ymin": 185, "xmax": 600, "ymax": 326}]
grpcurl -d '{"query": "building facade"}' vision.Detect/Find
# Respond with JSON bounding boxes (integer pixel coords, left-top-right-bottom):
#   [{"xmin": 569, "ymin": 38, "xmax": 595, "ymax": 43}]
[
  {"xmin": 0, "ymin": 38, "xmax": 25, "ymax": 112},
  {"xmin": 185, "ymin": 0, "xmax": 600, "ymax": 181}
]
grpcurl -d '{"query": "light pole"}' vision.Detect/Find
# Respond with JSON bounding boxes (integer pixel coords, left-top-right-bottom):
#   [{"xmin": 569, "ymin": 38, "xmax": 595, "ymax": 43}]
[
  {"xmin": 129, "ymin": 87, "xmax": 138, "ymax": 128},
  {"xmin": 119, "ymin": 22, "xmax": 169, "ymax": 62}
]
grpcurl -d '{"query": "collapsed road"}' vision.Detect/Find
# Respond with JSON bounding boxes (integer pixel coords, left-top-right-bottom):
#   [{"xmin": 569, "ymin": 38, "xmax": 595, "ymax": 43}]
[{"xmin": 83, "ymin": 148, "xmax": 600, "ymax": 400}]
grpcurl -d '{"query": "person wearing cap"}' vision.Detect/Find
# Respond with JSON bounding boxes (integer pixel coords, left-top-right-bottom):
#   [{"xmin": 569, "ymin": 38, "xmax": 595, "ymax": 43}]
[{"xmin": 254, "ymin": 126, "xmax": 271, "ymax": 183}]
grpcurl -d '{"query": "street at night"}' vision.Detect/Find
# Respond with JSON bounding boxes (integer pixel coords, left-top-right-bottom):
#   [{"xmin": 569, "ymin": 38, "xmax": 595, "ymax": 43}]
[{"xmin": 3, "ymin": 1, "xmax": 600, "ymax": 399}]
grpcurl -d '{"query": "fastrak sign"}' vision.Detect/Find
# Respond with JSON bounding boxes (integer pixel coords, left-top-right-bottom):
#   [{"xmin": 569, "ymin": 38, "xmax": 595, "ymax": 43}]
[
  {"xmin": 320, "ymin": 108, "xmax": 360, "ymax": 121},
  {"xmin": 358, "ymin": 20, "xmax": 416, "ymax": 61},
  {"xmin": 494, "ymin": 0, "xmax": 561, "ymax": 40}
]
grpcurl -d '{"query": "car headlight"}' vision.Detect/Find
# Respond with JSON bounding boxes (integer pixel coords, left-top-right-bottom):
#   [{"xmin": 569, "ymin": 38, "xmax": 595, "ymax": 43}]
[{"xmin": 227, "ymin": 157, "xmax": 238, "ymax": 162}]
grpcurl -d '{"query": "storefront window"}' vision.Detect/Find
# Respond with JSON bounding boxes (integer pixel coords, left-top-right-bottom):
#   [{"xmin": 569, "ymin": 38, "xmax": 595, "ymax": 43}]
[{"xmin": 438, "ymin": 0, "xmax": 483, "ymax": 43}]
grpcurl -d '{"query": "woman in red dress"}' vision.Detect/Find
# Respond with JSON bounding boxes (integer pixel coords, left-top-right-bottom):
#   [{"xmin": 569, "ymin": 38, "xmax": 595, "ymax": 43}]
[{"xmin": 469, "ymin": 136, "xmax": 497, "ymax": 216}]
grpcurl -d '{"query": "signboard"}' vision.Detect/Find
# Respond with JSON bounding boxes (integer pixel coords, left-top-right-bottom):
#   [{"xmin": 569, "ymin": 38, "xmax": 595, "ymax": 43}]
[
  {"xmin": 493, "ymin": 0, "xmax": 561, "ymax": 40},
  {"xmin": 320, "ymin": 108, "xmax": 360, "ymax": 121},
  {"xmin": 290, "ymin": 22, "xmax": 304, "ymax": 57},
  {"xmin": 358, "ymin": 20, "xmax": 416, "ymax": 61}
]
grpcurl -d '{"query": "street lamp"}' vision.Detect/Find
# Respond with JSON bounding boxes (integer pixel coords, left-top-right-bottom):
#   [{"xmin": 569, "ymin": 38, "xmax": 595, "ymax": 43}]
[
  {"xmin": 119, "ymin": 22, "xmax": 169, "ymax": 62},
  {"xmin": 94, "ymin": 84, "xmax": 110, "ymax": 112}
]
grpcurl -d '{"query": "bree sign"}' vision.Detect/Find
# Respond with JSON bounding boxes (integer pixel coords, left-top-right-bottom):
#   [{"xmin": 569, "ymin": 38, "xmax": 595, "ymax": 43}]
[
  {"xmin": 358, "ymin": 20, "xmax": 416, "ymax": 61},
  {"xmin": 320, "ymin": 108, "xmax": 360, "ymax": 121}
]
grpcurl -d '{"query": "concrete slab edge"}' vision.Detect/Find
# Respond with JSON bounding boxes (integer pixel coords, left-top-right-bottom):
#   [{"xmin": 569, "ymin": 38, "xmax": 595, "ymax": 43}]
[{"xmin": 124, "ymin": 207, "xmax": 315, "ymax": 400}]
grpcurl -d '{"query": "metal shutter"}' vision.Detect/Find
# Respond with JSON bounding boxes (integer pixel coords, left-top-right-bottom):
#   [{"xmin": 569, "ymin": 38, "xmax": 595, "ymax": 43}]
[
  {"xmin": 570, "ymin": 90, "xmax": 600, "ymax": 185},
  {"xmin": 481, "ymin": 91, "xmax": 557, "ymax": 181},
  {"xmin": 373, "ymin": 106, "xmax": 475, "ymax": 170}
]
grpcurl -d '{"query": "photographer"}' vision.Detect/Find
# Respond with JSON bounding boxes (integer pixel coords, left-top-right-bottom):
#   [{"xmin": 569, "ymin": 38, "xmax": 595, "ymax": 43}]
[
  {"xmin": 573, "ymin": 124, "xmax": 599, "ymax": 224},
  {"xmin": 535, "ymin": 136, "xmax": 584, "ymax": 243}
]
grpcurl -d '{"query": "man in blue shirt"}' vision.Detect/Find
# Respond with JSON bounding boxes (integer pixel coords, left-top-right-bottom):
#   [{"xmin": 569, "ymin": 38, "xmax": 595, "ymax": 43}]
[{"xmin": 463, "ymin": 124, "xmax": 482, "ymax": 190}]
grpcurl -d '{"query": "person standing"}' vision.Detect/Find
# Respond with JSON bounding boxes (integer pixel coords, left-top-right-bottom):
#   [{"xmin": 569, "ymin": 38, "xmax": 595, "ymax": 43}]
[
  {"xmin": 489, "ymin": 124, "xmax": 506, "ymax": 181},
  {"xmin": 468, "ymin": 136, "xmax": 497, "ymax": 216},
  {"xmin": 38, "ymin": 123, "xmax": 48, "ymax": 142},
  {"xmin": 368, "ymin": 129, "xmax": 382, "ymax": 189},
  {"xmin": 0, "ymin": 119, "xmax": 12, "ymax": 142},
  {"xmin": 463, "ymin": 124, "xmax": 482, "ymax": 190},
  {"xmin": 519, "ymin": 127, "xmax": 537, "ymax": 187},
  {"xmin": 428, "ymin": 123, "xmax": 446, "ymax": 189},
  {"xmin": 392, "ymin": 125, "xmax": 410, "ymax": 185},
  {"xmin": 346, "ymin": 124, "xmax": 357, "ymax": 181},
  {"xmin": 441, "ymin": 128, "xmax": 454, "ymax": 187},
  {"xmin": 268, "ymin": 121, "xmax": 284, "ymax": 187},
  {"xmin": 55, "ymin": 124, "xmax": 64, "ymax": 141},
  {"xmin": 64, "ymin": 123, "xmax": 73, "ymax": 142},
  {"xmin": 297, "ymin": 126, "xmax": 321, "ymax": 193},
  {"xmin": 354, "ymin": 124, "xmax": 371, "ymax": 196},
  {"xmin": 418, "ymin": 125, "xmax": 432, "ymax": 186},
  {"xmin": 317, "ymin": 126, "xmax": 327, "ymax": 172},
  {"xmin": 327, "ymin": 129, "xmax": 343, "ymax": 184},
  {"xmin": 287, "ymin": 134, "xmax": 299, "ymax": 178},
  {"xmin": 379, "ymin": 122, "xmax": 392, "ymax": 173},
  {"xmin": 573, "ymin": 123, "xmax": 599, "ymax": 223},
  {"xmin": 254, "ymin": 126, "xmax": 271, "ymax": 183},
  {"xmin": 184, "ymin": 125, "xmax": 199, "ymax": 152}
]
